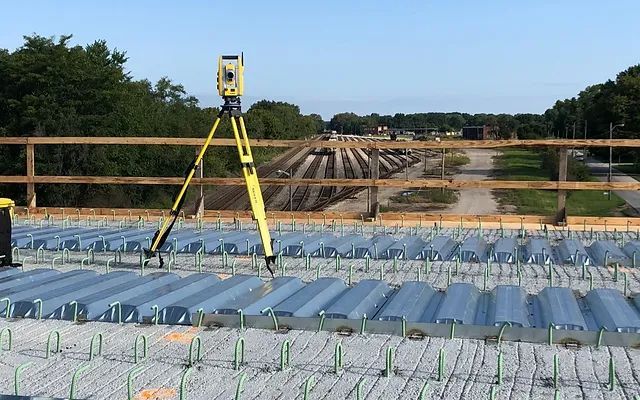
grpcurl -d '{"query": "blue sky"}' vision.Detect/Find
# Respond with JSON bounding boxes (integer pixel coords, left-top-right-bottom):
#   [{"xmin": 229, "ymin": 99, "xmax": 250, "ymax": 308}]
[{"xmin": 1, "ymin": 1, "xmax": 639, "ymax": 119}]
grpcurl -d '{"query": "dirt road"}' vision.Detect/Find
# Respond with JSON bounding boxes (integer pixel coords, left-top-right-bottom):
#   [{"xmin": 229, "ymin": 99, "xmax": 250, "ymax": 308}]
[{"xmin": 442, "ymin": 148, "xmax": 499, "ymax": 214}]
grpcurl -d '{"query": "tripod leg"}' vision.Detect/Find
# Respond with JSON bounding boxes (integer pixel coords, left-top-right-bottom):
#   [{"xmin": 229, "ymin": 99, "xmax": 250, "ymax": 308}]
[
  {"xmin": 230, "ymin": 115, "xmax": 276, "ymax": 275},
  {"xmin": 147, "ymin": 111, "xmax": 224, "ymax": 258}
]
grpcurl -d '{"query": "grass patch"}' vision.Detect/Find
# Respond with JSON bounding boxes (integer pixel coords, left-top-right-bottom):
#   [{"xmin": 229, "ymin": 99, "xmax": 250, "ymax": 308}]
[
  {"xmin": 445, "ymin": 152, "xmax": 470, "ymax": 168},
  {"xmin": 391, "ymin": 189, "xmax": 459, "ymax": 205},
  {"xmin": 494, "ymin": 148, "xmax": 626, "ymax": 216}
]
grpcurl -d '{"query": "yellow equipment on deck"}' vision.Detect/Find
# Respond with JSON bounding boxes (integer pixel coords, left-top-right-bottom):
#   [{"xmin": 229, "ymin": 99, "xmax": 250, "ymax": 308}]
[
  {"xmin": 0, "ymin": 198, "xmax": 15, "ymax": 267},
  {"xmin": 145, "ymin": 54, "xmax": 277, "ymax": 275}
]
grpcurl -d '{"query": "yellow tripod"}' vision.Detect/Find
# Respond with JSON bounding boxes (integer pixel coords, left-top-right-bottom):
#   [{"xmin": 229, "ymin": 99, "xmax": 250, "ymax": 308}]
[{"xmin": 146, "ymin": 55, "xmax": 276, "ymax": 275}]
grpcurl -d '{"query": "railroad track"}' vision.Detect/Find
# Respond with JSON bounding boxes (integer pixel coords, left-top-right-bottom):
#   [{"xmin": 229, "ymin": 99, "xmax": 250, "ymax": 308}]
[
  {"xmin": 315, "ymin": 150, "xmax": 335, "ymax": 206},
  {"xmin": 205, "ymin": 134, "xmax": 427, "ymax": 212}
]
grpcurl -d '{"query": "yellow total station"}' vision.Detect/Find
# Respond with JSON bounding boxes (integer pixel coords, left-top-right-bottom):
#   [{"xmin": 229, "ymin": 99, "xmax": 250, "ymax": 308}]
[
  {"xmin": 217, "ymin": 54, "xmax": 244, "ymax": 97},
  {"xmin": 146, "ymin": 54, "xmax": 276, "ymax": 275}
]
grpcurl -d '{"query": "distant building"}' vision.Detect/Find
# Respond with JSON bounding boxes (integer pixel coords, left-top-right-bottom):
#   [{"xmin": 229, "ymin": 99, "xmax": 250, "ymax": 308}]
[
  {"xmin": 364, "ymin": 125, "xmax": 389, "ymax": 136},
  {"xmin": 462, "ymin": 125, "xmax": 495, "ymax": 140}
]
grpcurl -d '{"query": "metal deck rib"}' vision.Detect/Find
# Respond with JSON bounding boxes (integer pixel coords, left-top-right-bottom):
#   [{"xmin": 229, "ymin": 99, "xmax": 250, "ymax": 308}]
[
  {"xmin": 11, "ymin": 225, "xmax": 640, "ymax": 266},
  {"xmin": 0, "ymin": 268, "xmax": 639, "ymax": 346}
]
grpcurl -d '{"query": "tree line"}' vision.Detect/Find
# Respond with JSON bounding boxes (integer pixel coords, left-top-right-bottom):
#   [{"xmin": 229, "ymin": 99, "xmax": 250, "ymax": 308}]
[
  {"xmin": 329, "ymin": 65, "xmax": 640, "ymax": 146},
  {"xmin": 0, "ymin": 35, "xmax": 323, "ymax": 208}
]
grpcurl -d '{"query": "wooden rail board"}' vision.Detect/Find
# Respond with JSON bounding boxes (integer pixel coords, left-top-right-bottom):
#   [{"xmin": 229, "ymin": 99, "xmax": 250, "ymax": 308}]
[
  {"xmin": 2, "ymin": 175, "xmax": 639, "ymax": 191},
  {"xmin": 3, "ymin": 136, "xmax": 640, "ymax": 148}
]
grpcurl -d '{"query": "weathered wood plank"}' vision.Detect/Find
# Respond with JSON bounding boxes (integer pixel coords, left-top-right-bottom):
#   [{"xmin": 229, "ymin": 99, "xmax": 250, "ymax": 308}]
[
  {"xmin": 2, "ymin": 175, "xmax": 640, "ymax": 191},
  {"xmin": 3, "ymin": 137, "xmax": 640, "ymax": 148}
]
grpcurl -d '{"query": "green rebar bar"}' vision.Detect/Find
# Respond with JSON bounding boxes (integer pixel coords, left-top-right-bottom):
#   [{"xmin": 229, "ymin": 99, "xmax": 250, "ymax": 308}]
[
  {"xmin": 238, "ymin": 309, "xmax": 245, "ymax": 331},
  {"xmin": 438, "ymin": 348, "xmax": 445, "ymax": 381},
  {"xmin": 127, "ymin": 364, "xmax": 146, "ymax": 400},
  {"xmin": 188, "ymin": 335, "xmax": 202, "ymax": 366},
  {"xmin": 355, "ymin": 378, "xmax": 366, "ymax": 400},
  {"xmin": 497, "ymin": 321, "xmax": 512, "ymax": 347},
  {"xmin": 483, "ymin": 265, "xmax": 488, "ymax": 291},
  {"xmin": 196, "ymin": 308, "xmax": 204, "ymax": 328},
  {"xmin": 134, "ymin": 334, "xmax": 147, "ymax": 363},
  {"xmin": 553, "ymin": 354, "xmax": 559, "ymax": 389},
  {"xmin": 89, "ymin": 333, "xmax": 103, "ymax": 361},
  {"xmin": 151, "ymin": 305, "xmax": 159, "ymax": 325},
  {"xmin": 280, "ymin": 340, "xmax": 291, "ymax": 370},
  {"xmin": 31, "ymin": 298, "xmax": 43, "ymax": 319},
  {"xmin": 496, "ymin": 351, "xmax": 503, "ymax": 385},
  {"xmin": 609, "ymin": 356, "xmax": 616, "ymax": 391},
  {"xmin": 303, "ymin": 376, "xmax": 315, "ymax": 400},
  {"xmin": 46, "ymin": 330, "xmax": 61, "ymax": 359},
  {"xmin": 0, "ymin": 327, "xmax": 12, "ymax": 352},
  {"xmin": 384, "ymin": 346, "xmax": 394, "ymax": 377},
  {"xmin": 318, "ymin": 310, "xmax": 325, "ymax": 332},
  {"xmin": 14, "ymin": 362, "xmax": 33, "ymax": 396},
  {"xmin": 174, "ymin": 368, "xmax": 192, "ymax": 400},
  {"xmin": 334, "ymin": 341, "xmax": 343, "ymax": 374},
  {"xmin": 360, "ymin": 314, "xmax": 367, "ymax": 335},
  {"xmin": 234, "ymin": 371, "xmax": 247, "ymax": 400},
  {"xmin": 234, "ymin": 337, "xmax": 245, "ymax": 370},
  {"xmin": 261, "ymin": 307, "xmax": 279, "ymax": 331},
  {"xmin": 348, "ymin": 265, "xmax": 353, "ymax": 286},
  {"xmin": 418, "ymin": 381, "xmax": 429, "ymax": 400},
  {"xmin": 450, "ymin": 320, "xmax": 456, "ymax": 340},
  {"xmin": 1, "ymin": 297, "xmax": 12, "ymax": 319},
  {"xmin": 68, "ymin": 363, "xmax": 91, "ymax": 400},
  {"xmin": 597, "ymin": 326, "xmax": 606, "ymax": 348}
]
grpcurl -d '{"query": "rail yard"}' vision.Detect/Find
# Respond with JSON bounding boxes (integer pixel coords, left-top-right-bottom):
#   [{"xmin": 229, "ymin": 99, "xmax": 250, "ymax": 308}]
[{"xmin": 206, "ymin": 135, "xmax": 426, "ymax": 211}]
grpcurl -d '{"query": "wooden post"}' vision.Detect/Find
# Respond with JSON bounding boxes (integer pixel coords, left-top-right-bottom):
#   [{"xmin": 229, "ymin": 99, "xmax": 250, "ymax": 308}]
[
  {"xmin": 423, "ymin": 149, "xmax": 428, "ymax": 173},
  {"xmin": 441, "ymin": 148, "xmax": 446, "ymax": 193},
  {"xmin": 26, "ymin": 144, "xmax": 36, "ymax": 209},
  {"xmin": 556, "ymin": 148, "xmax": 568, "ymax": 225},
  {"xmin": 369, "ymin": 149, "xmax": 380, "ymax": 217},
  {"xmin": 194, "ymin": 149, "xmax": 205, "ymax": 216}
]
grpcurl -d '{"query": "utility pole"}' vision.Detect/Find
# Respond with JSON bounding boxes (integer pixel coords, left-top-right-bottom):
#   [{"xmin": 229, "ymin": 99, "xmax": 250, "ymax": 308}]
[
  {"xmin": 289, "ymin": 168, "xmax": 293, "ymax": 212},
  {"xmin": 608, "ymin": 122, "xmax": 626, "ymax": 200},
  {"xmin": 609, "ymin": 122, "xmax": 613, "ymax": 200},
  {"xmin": 583, "ymin": 119, "xmax": 588, "ymax": 160},
  {"xmin": 572, "ymin": 122, "xmax": 576, "ymax": 157},
  {"xmin": 405, "ymin": 148, "xmax": 409, "ymax": 180}
]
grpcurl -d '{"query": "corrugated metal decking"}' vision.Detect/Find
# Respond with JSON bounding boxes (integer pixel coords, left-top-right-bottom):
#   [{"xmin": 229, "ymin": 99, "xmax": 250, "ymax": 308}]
[{"xmin": 1, "ymin": 268, "xmax": 640, "ymax": 346}]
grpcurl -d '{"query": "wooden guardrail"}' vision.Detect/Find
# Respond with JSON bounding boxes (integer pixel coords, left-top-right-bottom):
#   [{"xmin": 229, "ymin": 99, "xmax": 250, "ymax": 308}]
[
  {"xmin": 3, "ymin": 136, "xmax": 640, "ymax": 148},
  {"xmin": 1, "ymin": 136, "xmax": 639, "ymax": 224}
]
